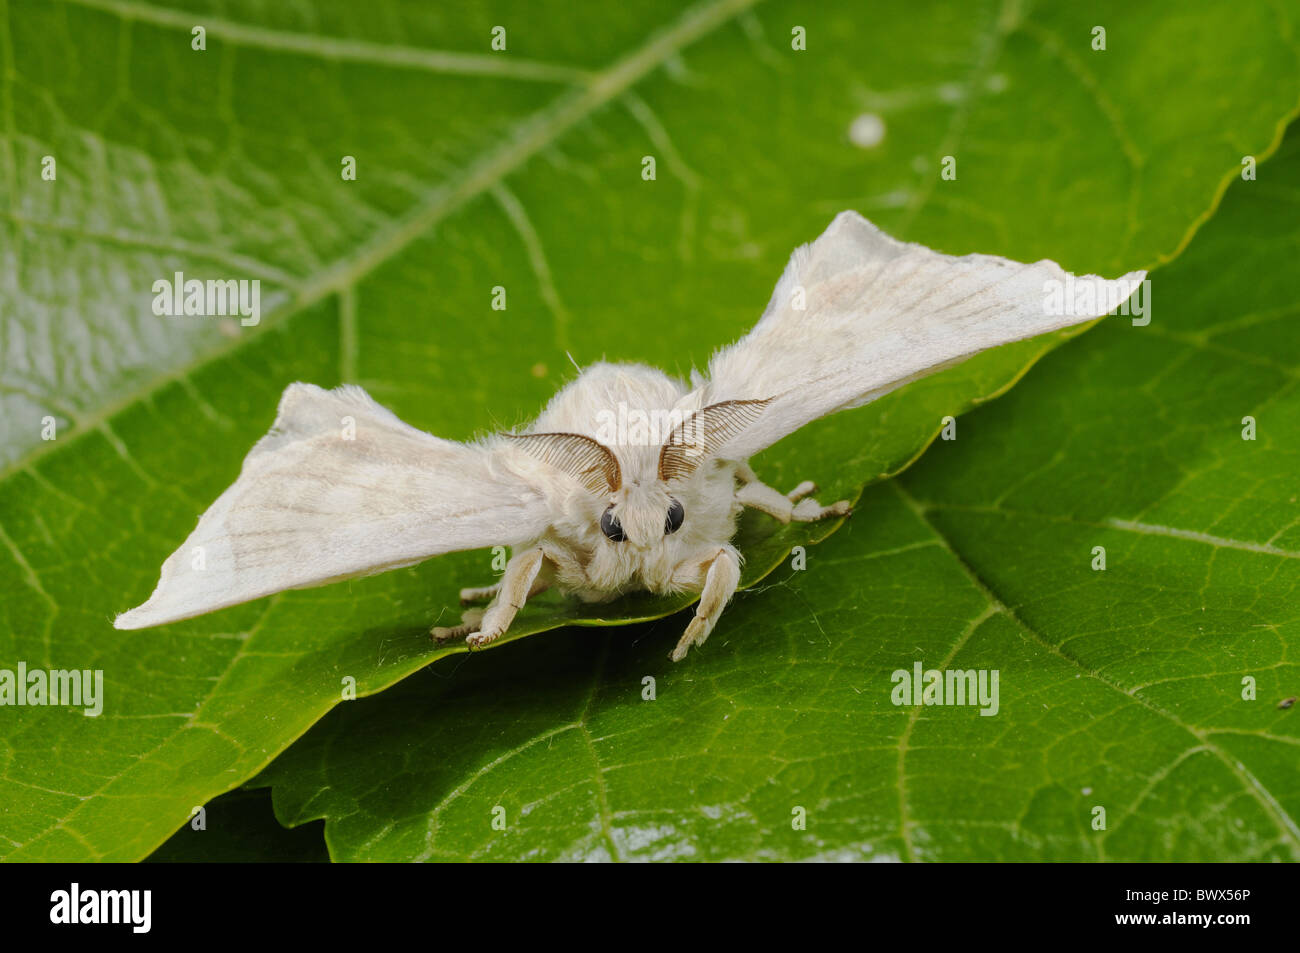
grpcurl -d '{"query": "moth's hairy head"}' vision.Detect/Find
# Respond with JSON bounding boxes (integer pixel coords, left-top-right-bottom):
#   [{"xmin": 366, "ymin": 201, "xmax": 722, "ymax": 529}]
[
  {"xmin": 587, "ymin": 408, "xmax": 766, "ymax": 554},
  {"xmin": 592, "ymin": 457, "xmax": 736, "ymax": 572},
  {"xmin": 529, "ymin": 453, "xmax": 738, "ymax": 599},
  {"xmin": 589, "ymin": 400, "xmax": 769, "ymax": 550},
  {"xmin": 605, "ymin": 480, "xmax": 676, "ymax": 549},
  {"xmin": 508, "ymin": 362, "xmax": 761, "ymax": 586}
]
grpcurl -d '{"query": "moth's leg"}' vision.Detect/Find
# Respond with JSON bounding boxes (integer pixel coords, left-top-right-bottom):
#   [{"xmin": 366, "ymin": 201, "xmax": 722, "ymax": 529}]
[
  {"xmin": 459, "ymin": 582, "xmax": 499, "ymax": 604},
  {"xmin": 785, "ymin": 480, "xmax": 818, "ymax": 502},
  {"xmin": 735, "ymin": 473, "xmax": 852, "ymax": 523},
  {"xmin": 671, "ymin": 548, "xmax": 741, "ymax": 662},
  {"xmin": 465, "ymin": 547, "xmax": 547, "ymax": 650},
  {"xmin": 431, "ymin": 607, "xmax": 485, "ymax": 644},
  {"xmin": 459, "ymin": 576, "xmax": 551, "ymax": 605},
  {"xmin": 737, "ymin": 461, "xmax": 810, "ymax": 495},
  {"xmin": 433, "ymin": 548, "xmax": 548, "ymax": 648}
]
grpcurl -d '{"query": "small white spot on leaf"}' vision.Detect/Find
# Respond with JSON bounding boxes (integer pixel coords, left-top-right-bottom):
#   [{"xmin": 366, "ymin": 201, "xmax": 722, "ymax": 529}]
[{"xmin": 848, "ymin": 112, "xmax": 886, "ymax": 149}]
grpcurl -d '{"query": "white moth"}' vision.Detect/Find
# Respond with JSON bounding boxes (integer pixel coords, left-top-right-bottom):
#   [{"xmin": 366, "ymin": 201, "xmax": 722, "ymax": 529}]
[{"xmin": 116, "ymin": 212, "xmax": 1144, "ymax": 661}]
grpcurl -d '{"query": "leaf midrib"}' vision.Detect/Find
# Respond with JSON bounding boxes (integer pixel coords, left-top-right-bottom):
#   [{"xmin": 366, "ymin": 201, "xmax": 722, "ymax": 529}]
[
  {"xmin": 65, "ymin": 0, "xmax": 595, "ymax": 83},
  {"xmin": 0, "ymin": 0, "xmax": 764, "ymax": 486}
]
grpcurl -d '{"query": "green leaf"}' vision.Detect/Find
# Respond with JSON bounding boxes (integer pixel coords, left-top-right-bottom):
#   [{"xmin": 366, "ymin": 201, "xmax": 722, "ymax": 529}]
[
  {"xmin": 256, "ymin": 130, "xmax": 1300, "ymax": 862},
  {"xmin": 2, "ymin": 0, "xmax": 1297, "ymax": 861}
]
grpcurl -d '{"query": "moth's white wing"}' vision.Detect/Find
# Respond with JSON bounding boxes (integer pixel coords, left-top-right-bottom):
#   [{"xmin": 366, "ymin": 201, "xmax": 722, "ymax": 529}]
[
  {"xmin": 115, "ymin": 384, "xmax": 550, "ymax": 629},
  {"xmin": 700, "ymin": 211, "xmax": 1146, "ymax": 460}
]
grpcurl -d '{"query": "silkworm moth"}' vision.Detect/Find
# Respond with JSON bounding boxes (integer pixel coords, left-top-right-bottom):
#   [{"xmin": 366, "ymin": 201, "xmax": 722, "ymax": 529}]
[{"xmin": 116, "ymin": 212, "xmax": 1144, "ymax": 660}]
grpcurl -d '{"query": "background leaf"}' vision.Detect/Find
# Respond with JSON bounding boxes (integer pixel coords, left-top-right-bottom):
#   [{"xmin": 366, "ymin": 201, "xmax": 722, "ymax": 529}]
[
  {"xmin": 256, "ymin": 130, "xmax": 1300, "ymax": 863},
  {"xmin": 1, "ymin": 0, "xmax": 1297, "ymax": 861},
  {"xmin": 146, "ymin": 788, "xmax": 326, "ymax": 862}
]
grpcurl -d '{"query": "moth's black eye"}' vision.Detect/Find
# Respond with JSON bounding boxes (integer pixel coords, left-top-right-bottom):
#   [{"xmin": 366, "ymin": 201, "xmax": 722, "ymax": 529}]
[
  {"xmin": 664, "ymin": 498, "xmax": 685, "ymax": 535},
  {"xmin": 600, "ymin": 506, "xmax": 626, "ymax": 542}
]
